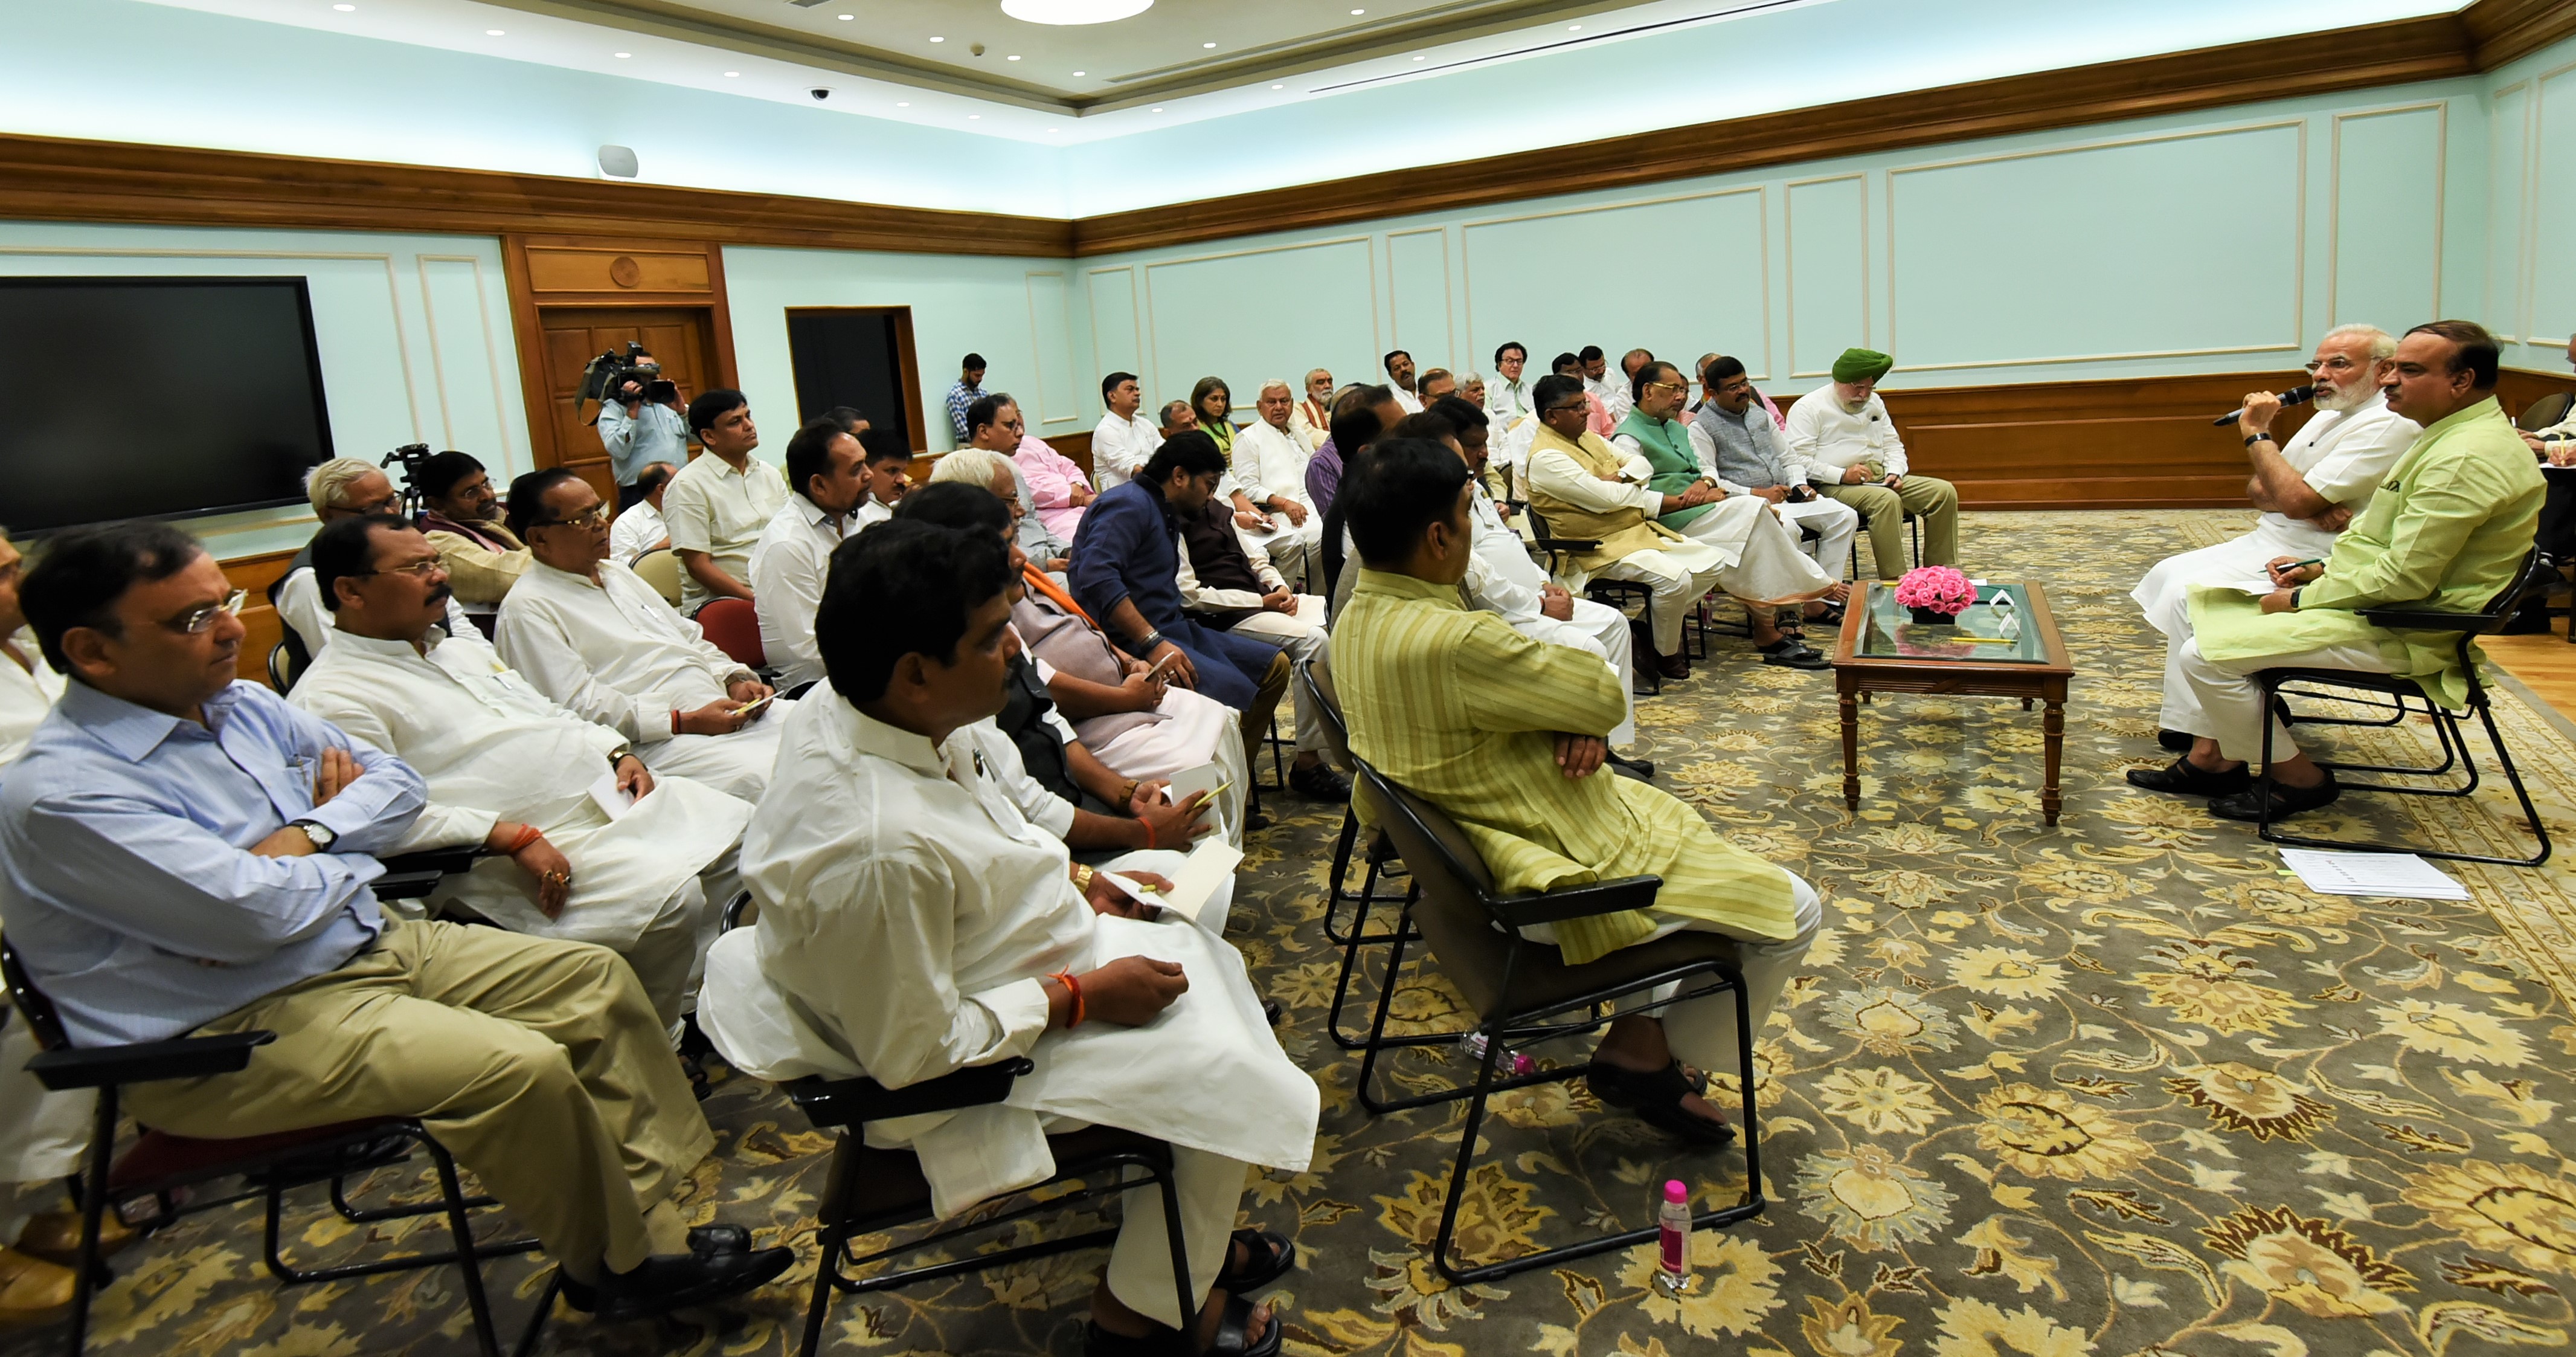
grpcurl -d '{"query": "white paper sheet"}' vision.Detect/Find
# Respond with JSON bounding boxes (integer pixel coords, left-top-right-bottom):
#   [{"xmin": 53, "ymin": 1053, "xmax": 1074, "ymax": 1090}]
[
  {"xmin": 1163, "ymin": 759, "xmax": 1228, "ymax": 813},
  {"xmin": 1100, "ymin": 837, "xmax": 1245, "ymax": 924},
  {"xmin": 2279, "ymin": 848, "xmax": 2468, "ymax": 900},
  {"xmin": 2218, "ymin": 578, "xmax": 2284, "ymax": 595},
  {"xmin": 586, "ymin": 770, "xmax": 636, "ymax": 822}
]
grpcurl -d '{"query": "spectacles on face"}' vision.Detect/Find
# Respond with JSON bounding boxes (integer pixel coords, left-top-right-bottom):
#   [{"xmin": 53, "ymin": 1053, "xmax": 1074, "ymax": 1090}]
[
  {"xmin": 352, "ymin": 558, "xmax": 446, "ymax": 581},
  {"xmin": 165, "ymin": 589, "xmax": 248, "ymax": 636},
  {"xmin": 1644, "ymin": 380, "xmax": 1687, "ymax": 395},
  {"xmin": 1544, "ymin": 401, "xmax": 1590, "ymax": 416},
  {"xmin": 2303, "ymin": 356, "xmax": 2364, "ymax": 375},
  {"xmin": 539, "ymin": 505, "xmax": 612, "ymax": 530}
]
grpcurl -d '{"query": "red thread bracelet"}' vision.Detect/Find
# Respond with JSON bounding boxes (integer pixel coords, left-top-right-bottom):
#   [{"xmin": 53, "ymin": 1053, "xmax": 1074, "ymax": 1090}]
[
  {"xmin": 1050, "ymin": 970, "xmax": 1085, "ymax": 1027},
  {"xmin": 1141, "ymin": 815, "xmax": 1157, "ymax": 851},
  {"xmin": 504, "ymin": 824, "xmax": 542, "ymax": 854}
]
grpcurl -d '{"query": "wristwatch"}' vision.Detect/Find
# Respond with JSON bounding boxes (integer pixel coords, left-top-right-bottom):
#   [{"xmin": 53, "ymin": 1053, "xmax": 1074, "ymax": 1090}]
[
  {"xmin": 292, "ymin": 820, "xmax": 336, "ymax": 851},
  {"xmin": 2244, "ymin": 432, "xmax": 2271, "ymax": 447},
  {"xmin": 605, "ymin": 744, "xmax": 632, "ymax": 767},
  {"xmin": 2289, "ymin": 587, "xmax": 2303, "ymax": 609},
  {"xmin": 1139, "ymin": 630, "xmax": 1165, "ymax": 652}
]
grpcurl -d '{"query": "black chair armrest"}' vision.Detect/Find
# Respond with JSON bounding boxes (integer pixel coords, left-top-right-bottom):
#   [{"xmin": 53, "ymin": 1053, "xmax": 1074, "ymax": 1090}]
[
  {"xmin": 2355, "ymin": 606, "xmax": 2491, "ymax": 632},
  {"xmin": 373, "ymin": 847, "xmax": 483, "ymax": 901},
  {"xmin": 1530, "ymin": 535, "xmax": 1602, "ymax": 553},
  {"xmin": 786, "ymin": 1057, "xmax": 1036, "ymax": 1128},
  {"xmin": 27, "ymin": 1030, "xmax": 275, "ymax": 1091},
  {"xmin": 1485, "ymin": 874, "xmax": 1663, "ymax": 929}
]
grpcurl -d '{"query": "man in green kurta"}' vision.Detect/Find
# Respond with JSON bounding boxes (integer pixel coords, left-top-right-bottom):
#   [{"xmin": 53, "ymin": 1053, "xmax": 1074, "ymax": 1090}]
[
  {"xmin": 1332, "ymin": 434, "xmax": 1820, "ymax": 1144},
  {"xmin": 2128, "ymin": 321, "xmax": 2542, "ymax": 822}
]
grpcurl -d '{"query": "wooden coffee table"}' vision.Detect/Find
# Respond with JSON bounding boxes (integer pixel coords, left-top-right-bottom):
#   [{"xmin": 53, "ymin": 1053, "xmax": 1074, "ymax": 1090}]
[{"xmin": 1830, "ymin": 581, "xmax": 2077, "ymax": 825}]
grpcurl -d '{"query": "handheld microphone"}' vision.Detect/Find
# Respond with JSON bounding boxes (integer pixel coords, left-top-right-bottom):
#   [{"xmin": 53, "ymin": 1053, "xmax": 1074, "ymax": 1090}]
[{"xmin": 2213, "ymin": 385, "xmax": 2316, "ymax": 426}]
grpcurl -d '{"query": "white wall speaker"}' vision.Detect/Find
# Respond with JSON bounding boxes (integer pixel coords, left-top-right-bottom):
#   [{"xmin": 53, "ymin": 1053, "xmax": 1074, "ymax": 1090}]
[{"xmin": 597, "ymin": 144, "xmax": 640, "ymax": 179}]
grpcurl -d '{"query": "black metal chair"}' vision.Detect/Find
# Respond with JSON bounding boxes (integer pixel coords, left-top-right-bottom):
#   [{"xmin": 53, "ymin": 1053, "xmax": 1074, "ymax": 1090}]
[
  {"xmin": 1347, "ymin": 759, "xmax": 1764, "ymax": 1283},
  {"xmin": 706, "ymin": 900, "xmax": 1197, "ymax": 1357},
  {"xmin": 2253, "ymin": 550, "xmax": 2552, "ymax": 866},
  {"xmin": 1298, "ymin": 658, "xmax": 1417, "ymax": 1051},
  {"xmin": 264, "ymin": 639, "xmax": 303, "ymax": 694},
  {"xmin": 4, "ymin": 851, "xmax": 551, "ymax": 1357}
]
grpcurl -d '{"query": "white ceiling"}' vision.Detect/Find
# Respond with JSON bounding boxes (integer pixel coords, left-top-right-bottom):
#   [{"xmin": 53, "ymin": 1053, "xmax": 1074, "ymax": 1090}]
[{"xmin": 104, "ymin": 0, "xmax": 2479, "ymax": 212}]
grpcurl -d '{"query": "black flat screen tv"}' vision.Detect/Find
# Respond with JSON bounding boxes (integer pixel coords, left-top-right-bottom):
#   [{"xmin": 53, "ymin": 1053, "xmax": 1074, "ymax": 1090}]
[{"xmin": 0, "ymin": 277, "xmax": 335, "ymax": 533}]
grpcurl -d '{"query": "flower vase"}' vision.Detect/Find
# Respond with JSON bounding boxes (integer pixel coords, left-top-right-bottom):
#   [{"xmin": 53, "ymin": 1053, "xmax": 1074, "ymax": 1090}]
[{"xmin": 1907, "ymin": 606, "xmax": 1954, "ymax": 626}]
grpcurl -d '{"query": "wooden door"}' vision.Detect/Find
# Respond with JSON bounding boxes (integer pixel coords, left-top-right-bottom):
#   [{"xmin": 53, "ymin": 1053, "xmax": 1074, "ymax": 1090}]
[{"xmin": 536, "ymin": 307, "xmax": 718, "ymax": 500}]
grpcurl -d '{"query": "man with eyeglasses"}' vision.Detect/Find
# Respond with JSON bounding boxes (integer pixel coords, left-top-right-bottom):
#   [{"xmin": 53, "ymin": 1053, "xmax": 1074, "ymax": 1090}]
[
  {"xmin": 0, "ymin": 521, "xmax": 791, "ymax": 1324},
  {"xmin": 2130, "ymin": 325, "xmax": 2417, "ymax": 730},
  {"xmin": 290, "ymin": 515, "xmax": 751, "ymax": 1039},
  {"xmin": 495, "ymin": 469, "xmax": 785, "ymax": 804},
  {"xmin": 1607, "ymin": 361, "xmax": 1839, "ymax": 672},
  {"xmin": 273, "ymin": 457, "xmax": 469, "ymax": 667}
]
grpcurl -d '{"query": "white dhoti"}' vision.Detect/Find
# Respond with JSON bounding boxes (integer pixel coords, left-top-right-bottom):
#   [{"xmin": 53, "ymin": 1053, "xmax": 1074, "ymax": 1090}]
[
  {"xmin": 1672, "ymin": 497, "xmax": 1840, "ymax": 606},
  {"xmin": 1613, "ymin": 870, "xmax": 1823, "ymax": 1072},
  {"xmin": 1518, "ymin": 599, "xmax": 1637, "ymax": 747},
  {"xmin": 2166, "ymin": 635, "xmax": 2395, "ymax": 765},
  {"xmin": 1239, "ymin": 520, "xmax": 1320, "ymax": 594},
  {"xmin": 638, "ymin": 702, "xmax": 791, "ymax": 801},
  {"xmin": 1218, "ymin": 597, "xmax": 1329, "ymax": 755},
  {"xmin": 1776, "ymin": 496, "xmax": 1861, "ymax": 579},
  {"xmin": 2133, "ymin": 521, "xmax": 2338, "ymax": 637},
  {"xmin": 1079, "ymin": 688, "xmax": 1254, "ymax": 848}
]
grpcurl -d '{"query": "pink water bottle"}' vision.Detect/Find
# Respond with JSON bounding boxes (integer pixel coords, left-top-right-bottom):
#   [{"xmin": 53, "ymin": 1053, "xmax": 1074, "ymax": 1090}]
[{"xmin": 1654, "ymin": 1179, "xmax": 1692, "ymax": 1296}]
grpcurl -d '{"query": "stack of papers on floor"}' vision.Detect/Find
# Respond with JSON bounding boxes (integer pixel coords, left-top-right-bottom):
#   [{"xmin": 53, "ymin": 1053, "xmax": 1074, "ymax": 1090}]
[{"xmin": 2279, "ymin": 849, "xmax": 2470, "ymax": 900}]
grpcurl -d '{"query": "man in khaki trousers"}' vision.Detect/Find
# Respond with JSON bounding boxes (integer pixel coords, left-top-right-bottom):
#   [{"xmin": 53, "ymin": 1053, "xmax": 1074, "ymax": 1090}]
[{"xmin": 0, "ymin": 523, "xmax": 788, "ymax": 1324}]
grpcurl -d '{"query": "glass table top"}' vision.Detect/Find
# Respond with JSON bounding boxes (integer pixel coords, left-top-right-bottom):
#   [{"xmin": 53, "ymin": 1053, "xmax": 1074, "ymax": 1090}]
[{"xmin": 1851, "ymin": 581, "xmax": 2051, "ymax": 663}]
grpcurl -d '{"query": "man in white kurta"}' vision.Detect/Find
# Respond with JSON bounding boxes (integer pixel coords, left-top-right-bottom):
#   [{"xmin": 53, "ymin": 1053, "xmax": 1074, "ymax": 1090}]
[
  {"xmin": 609, "ymin": 465, "xmax": 673, "ymax": 564},
  {"xmin": 0, "ymin": 530, "xmax": 91, "ymax": 1298},
  {"xmin": 495, "ymin": 472, "xmax": 785, "ymax": 802},
  {"xmin": 287, "ymin": 520, "xmax": 751, "ymax": 1031},
  {"xmin": 1092, "ymin": 373, "xmax": 1162, "ymax": 492},
  {"xmin": 1230, "ymin": 383, "xmax": 1322, "ymax": 587},
  {"xmin": 2131, "ymin": 326, "xmax": 2417, "ymax": 642},
  {"xmin": 749, "ymin": 421, "xmax": 872, "ymax": 692},
  {"xmin": 696, "ymin": 521, "xmax": 1314, "ymax": 1344}
]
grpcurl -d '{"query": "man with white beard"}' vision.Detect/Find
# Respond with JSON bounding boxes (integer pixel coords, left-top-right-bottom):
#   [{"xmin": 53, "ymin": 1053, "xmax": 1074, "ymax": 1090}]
[{"xmin": 2130, "ymin": 324, "xmax": 2417, "ymax": 749}]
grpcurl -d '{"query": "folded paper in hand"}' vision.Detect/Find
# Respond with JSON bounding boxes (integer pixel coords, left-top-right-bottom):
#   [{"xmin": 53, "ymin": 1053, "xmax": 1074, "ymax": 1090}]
[
  {"xmin": 1100, "ymin": 837, "xmax": 1244, "ymax": 924},
  {"xmin": 586, "ymin": 770, "xmax": 636, "ymax": 822}
]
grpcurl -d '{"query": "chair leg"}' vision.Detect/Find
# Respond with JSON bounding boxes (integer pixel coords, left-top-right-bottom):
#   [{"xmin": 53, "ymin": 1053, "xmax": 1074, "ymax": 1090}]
[
  {"xmin": 2476, "ymin": 698, "xmax": 2554, "ymax": 867},
  {"xmin": 1430, "ymin": 1033, "xmax": 1506, "ymax": 1284},
  {"xmin": 1329, "ymin": 875, "xmax": 1420, "ymax": 1052},
  {"xmin": 1354, "ymin": 892, "xmax": 1419, "ymax": 1115},
  {"xmin": 1730, "ymin": 975, "xmax": 1764, "ymax": 1213},
  {"xmin": 800, "ymin": 1222, "xmax": 846, "ymax": 1357},
  {"xmin": 1153, "ymin": 1156, "xmax": 1196, "ymax": 1343},
  {"xmin": 60, "ymin": 1085, "xmax": 119, "ymax": 1357},
  {"xmin": 425, "ymin": 1135, "xmax": 504, "ymax": 1357}
]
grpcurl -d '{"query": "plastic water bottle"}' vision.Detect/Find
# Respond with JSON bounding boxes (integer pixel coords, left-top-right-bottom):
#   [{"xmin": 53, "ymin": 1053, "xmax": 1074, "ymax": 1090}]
[
  {"xmin": 1653, "ymin": 1180, "xmax": 1694, "ymax": 1297},
  {"xmin": 1460, "ymin": 1031, "xmax": 1536, "ymax": 1075}
]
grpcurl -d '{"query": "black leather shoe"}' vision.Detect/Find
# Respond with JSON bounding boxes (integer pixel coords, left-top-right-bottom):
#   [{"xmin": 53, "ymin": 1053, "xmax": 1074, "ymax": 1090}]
[
  {"xmin": 1287, "ymin": 762, "xmax": 1350, "ymax": 802},
  {"xmin": 2157, "ymin": 728, "xmax": 2195, "ymax": 753},
  {"xmin": 2208, "ymin": 773, "xmax": 2340, "ymax": 822},
  {"xmin": 1607, "ymin": 752, "xmax": 1655, "ymax": 780},
  {"xmin": 559, "ymin": 1236, "xmax": 792, "ymax": 1324},
  {"xmin": 2125, "ymin": 755, "xmax": 2251, "ymax": 797}
]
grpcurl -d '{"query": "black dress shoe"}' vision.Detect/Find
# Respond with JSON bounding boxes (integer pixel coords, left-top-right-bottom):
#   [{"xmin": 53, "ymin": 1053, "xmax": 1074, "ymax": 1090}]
[
  {"xmin": 1288, "ymin": 762, "xmax": 1351, "ymax": 802},
  {"xmin": 1758, "ymin": 639, "xmax": 1830, "ymax": 671},
  {"xmin": 2208, "ymin": 773, "xmax": 2340, "ymax": 822},
  {"xmin": 1653, "ymin": 649, "xmax": 1691, "ymax": 680},
  {"xmin": 2125, "ymin": 755, "xmax": 2252, "ymax": 797},
  {"xmin": 559, "ymin": 1234, "xmax": 792, "ymax": 1324},
  {"xmin": 1607, "ymin": 751, "xmax": 1656, "ymax": 779},
  {"xmin": 2157, "ymin": 728, "xmax": 2195, "ymax": 753}
]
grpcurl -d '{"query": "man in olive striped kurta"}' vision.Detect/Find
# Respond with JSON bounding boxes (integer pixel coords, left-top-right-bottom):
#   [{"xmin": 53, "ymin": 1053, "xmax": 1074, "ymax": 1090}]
[{"xmin": 1332, "ymin": 434, "xmax": 1819, "ymax": 1141}]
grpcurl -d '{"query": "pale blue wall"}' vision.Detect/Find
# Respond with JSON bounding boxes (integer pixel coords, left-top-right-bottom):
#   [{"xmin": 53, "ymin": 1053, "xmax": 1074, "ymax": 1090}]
[
  {"xmin": 0, "ymin": 221, "xmax": 530, "ymax": 558},
  {"xmin": 2480, "ymin": 32, "xmax": 2576, "ymax": 374}
]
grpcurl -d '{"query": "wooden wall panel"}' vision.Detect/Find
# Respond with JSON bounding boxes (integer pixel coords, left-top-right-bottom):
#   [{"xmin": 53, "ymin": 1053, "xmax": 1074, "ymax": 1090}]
[{"xmin": 220, "ymin": 549, "xmax": 298, "ymax": 689}]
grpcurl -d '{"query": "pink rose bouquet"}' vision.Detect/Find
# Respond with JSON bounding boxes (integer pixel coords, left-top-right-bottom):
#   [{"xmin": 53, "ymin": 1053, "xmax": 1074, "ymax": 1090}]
[{"xmin": 1893, "ymin": 566, "xmax": 1976, "ymax": 617}]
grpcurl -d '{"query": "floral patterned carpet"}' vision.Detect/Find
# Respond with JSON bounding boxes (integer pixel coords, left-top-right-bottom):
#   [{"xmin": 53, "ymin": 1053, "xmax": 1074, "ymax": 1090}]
[{"xmin": 13, "ymin": 508, "xmax": 2576, "ymax": 1357}]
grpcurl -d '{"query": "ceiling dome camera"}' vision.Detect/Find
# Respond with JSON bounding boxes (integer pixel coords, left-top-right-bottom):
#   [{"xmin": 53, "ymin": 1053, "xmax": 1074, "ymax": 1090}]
[{"xmin": 809, "ymin": 86, "xmax": 833, "ymax": 100}]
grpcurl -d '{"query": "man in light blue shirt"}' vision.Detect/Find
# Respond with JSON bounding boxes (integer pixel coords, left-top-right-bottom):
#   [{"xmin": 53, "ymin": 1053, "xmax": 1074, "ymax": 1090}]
[
  {"xmin": 597, "ymin": 357, "xmax": 690, "ymax": 511},
  {"xmin": 0, "ymin": 522, "xmax": 788, "ymax": 1323}
]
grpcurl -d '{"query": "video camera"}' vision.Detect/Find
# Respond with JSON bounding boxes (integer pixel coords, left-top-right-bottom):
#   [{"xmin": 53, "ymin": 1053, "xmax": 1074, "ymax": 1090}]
[
  {"xmin": 576, "ymin": 343, "xmax": 677, "ymax": 424},
  {"xmin": 382, "ymin": 442, "xmax": 434, "ymax": 517}
]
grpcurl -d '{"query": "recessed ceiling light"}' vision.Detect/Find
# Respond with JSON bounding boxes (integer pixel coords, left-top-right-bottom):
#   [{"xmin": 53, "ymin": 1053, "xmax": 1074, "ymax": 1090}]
[
  {"xmin": 1202, "ymin": 41, "xmax": 1216, "ymax": 48},
  {"xmin": 485, "ymin": 28, "xmax": 504, "ymax": 35},
  {"xmin": 1000, "ymin": 0, "xmax": 1154, "ymax": 23},
  {"xmin": 929, "ymin": 34, "xmax": 944, "ymax": 42},
  {"xmin": 614, "ymin": 51, "xmax": 631, "ymax": 57},
  {"xmin": 1568, "ymin": 22, "xmax": 1581, "ymax": 29},
  {"xmin": 838, "ymin": 11, "xmax": 853, "ymax": 18},
  {"xmin": 724, "ymin": 70, "xmax": 740, "ymax": 77},
  {"xmin": 1073, "ymin": 69, "xmax": 1087, "ymax": 76},
  {"xmin": 1151, "ymin": 106, "xmax": 1164, "ymax": 112},
  {"xmin": 896, "ymin": 100, "xmax": 911, "ymax": 106},
  {"xmin": 1271, "ymin": 83, "xmax": 1283, "ymax": 89},
  {"xmin": 1351, "ymin": 7, "xmax": 1364, "ymax": 13},
  {"xmin": 1007, "ymin": 54, "xmax": 1021, "ymax": 60},
  {"xmin": 968, "ymin": 114, "xmax": 981, "ymax": 119},
  {"xmin": 1410, "ymin": 54, "xmax": 1425, "ymax": 60},
  {"xmin": 332, "ymin": 3, "xmax": 353, "ymax": 10}
]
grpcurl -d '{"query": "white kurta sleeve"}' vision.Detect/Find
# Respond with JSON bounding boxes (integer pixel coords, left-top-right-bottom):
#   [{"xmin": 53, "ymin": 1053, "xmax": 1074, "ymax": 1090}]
[
  {"xmin": 494, "ymin": 599, "xmax": 676, "ymax": 745},
  {"xmin": 289, "ymin": 683, "xmax": 500, "ymax": 853},
  {"xmin": 1527, "ymin": 446, "xmax": 1663, "ymax": 516},
  {"xmin": 802, "ymin": 847, "xmax": 1056, "ymax": 1088},
  {"xmin": 1784, "ymin": 402, "xmax": 1835, "ymax": 483},
  {"xmin": 1175, "ymin": 549, "xmax": 1269, "ymax": 612}
]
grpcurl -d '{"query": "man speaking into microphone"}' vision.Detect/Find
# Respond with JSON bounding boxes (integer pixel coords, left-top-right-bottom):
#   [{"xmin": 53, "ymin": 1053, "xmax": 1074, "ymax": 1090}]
[{"xmin": 2129, "ymin": 324, "xmax": 2419, "ymax": 750}]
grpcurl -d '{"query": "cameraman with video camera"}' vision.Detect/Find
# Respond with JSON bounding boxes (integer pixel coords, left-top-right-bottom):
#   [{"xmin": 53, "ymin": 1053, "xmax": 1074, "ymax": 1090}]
[{"xmin": 597, "ymin": 349, "xmax": 689, "ymax": 511}]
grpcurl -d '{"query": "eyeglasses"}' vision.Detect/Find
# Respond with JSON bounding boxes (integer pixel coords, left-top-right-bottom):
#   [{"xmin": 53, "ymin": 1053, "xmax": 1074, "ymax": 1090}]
[
  {"xmin": 1544, "ymin": 401, "xmax": 1591, "ymax": 416},
  {"xmin": 1644, "ymin": 380, "xmax": 1687, "ymax": 393},
  {"xmin": 539, "ymin": 506, "xmax": 612, "ymax": 529},
  {"xmin": 351, "ymin": 558, "xmax": 446, "ymax": 581},
  {"xmin": 165, "ymin": 589, "xmax": 247, "ymax": 636},
  {"xmin": 2303, "ymin": 358, "xmax": 2363, "ymax": 374}
]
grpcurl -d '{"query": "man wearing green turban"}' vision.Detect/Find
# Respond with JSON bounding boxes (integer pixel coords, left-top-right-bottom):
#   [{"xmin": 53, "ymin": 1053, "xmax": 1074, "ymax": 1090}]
[{"xmin": 1782, "ymin": 349, "xmax": 1961, "ymax": 577}]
